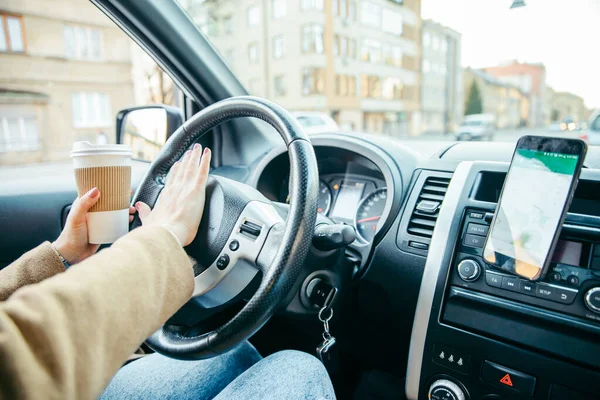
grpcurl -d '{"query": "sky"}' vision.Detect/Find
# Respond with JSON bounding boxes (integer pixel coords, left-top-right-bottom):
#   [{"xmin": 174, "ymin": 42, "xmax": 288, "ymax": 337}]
[{"xmin": 421, "ymin": 0, "xmax": 600, "ymax": 109}]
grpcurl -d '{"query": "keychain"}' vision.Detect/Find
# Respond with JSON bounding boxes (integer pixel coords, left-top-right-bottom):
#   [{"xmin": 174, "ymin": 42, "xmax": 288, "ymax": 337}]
[{"xmin": 316, "ymin": 287, "xmax": 337, "ymax": 363}]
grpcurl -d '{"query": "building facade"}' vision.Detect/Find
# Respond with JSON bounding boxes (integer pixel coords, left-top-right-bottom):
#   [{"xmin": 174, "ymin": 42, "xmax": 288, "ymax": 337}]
[
  {"xmin": 484, "ymin": 61, "xmax": 547, "ymax": 128},
  {"xmin": 183, "ymin": 0, "xmax": 422, "ymax": 136},
  {"xmin": 0, "ymin": 0, "xmax": 134, "ymax": 165},
  {"xmin": 420, "ymin": 19, "xmax": 462, "ymax": 135},
  {"xmin": 464, "ymin": 68, "xmax": 528, "ymax": 129},
  {"xmin": 550, "ymin": 91, "xmax": 587, "ymax": 124}
]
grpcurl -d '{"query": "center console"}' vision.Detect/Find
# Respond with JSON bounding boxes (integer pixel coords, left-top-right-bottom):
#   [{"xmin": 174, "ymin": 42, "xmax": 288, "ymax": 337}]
[{"xmin": 406, "ymin": 162, "xmax": 600, "ymax": 400}]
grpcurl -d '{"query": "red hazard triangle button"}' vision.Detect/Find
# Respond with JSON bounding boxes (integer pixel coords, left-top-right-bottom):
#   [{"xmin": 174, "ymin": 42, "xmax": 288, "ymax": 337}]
[{"xmin": 499, "ymin": 373, "xmax": 513, "ymax": 387}]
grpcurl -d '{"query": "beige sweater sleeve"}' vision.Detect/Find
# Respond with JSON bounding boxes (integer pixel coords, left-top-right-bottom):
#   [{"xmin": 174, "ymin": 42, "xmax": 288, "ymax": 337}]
[
  {"xmin": 0, "ymin": 226, "xmax": 194, "ymax": 400},
  {"xmin": 0, "ymin": 242, "xmax": 66, "ymax": 301}
]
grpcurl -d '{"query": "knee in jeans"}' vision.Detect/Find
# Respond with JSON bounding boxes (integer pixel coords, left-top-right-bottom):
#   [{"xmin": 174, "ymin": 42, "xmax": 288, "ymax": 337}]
[{"xmin": 269, "ymin": 350, "xmax": 328, "ymax": 375}]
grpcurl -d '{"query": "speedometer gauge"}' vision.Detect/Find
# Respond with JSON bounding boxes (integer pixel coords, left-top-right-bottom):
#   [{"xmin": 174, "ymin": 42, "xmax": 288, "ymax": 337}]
[
  {"xmin": 285, "ymin": 180, "xmax": 331, "ymax": 215},
  {"xmin": 317, "ymin": 181, "xmax": 332, "ymax": 214},
  {"xmin": 354, "ymin": 188, "xmax": 387, "ymax": 243}
]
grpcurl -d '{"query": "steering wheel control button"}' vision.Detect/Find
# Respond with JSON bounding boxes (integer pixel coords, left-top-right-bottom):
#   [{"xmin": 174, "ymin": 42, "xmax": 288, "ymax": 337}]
[
  {"xmin": 428, "ymin": 379, "xmax": 466, "ymax": 400},
  {"xmin": 457, "ymin": 259, "xmax": 481, "ymax": 282},
  {"xmin": 216, "ymin": 254, "xmax": 230, "ymax": 270},
  {"xmin": 585, "ymin": 287, "xmax": 600, "ymax": 313},
  {"xmin": 463, "ymin": 234, "xmax": 485, "ymax": 248},
  {"xmin": 432, "ymin": 344, "xmax": 470, "ymax": 374},
  {"xmin": 466, "ymin": 222, "xmax": 489, "ymax": 236},
  {"xmin": 486, "ymin": 271, "xmax": 503, "ymax": 288},
  {"xmin": 228, "ymin": 240, "xmax": 240, "ymax": 252},
  {"xmin": 239, "ymin": 220, "xmax": 262, "ymax": 239},
  {"xmin": 481, "ymin": 361, "xmax": 536, "ymax": 397},
  {"xmin": 501, "ymin": 276, "xmax": 519, "ymax": 292},
  {"xmin": 518, "ymin": 280, "xmax": 537, "ymax": 296}
]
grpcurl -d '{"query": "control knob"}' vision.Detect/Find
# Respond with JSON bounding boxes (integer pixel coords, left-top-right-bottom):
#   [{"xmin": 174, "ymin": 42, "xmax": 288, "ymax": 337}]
[
  {"xmin": 457, "ymin": 259, "xmax": 481, "ymax": 282},
  {"xmin": 585, "ymin": 287, "xmax": 600, "ymax": 313},
  {"xmin": 428, "ymin": 379, "xmax": 466, "ymax": 400}
]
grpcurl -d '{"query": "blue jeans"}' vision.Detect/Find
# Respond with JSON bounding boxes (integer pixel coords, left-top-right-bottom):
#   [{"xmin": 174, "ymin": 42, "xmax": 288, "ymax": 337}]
[{"xmin": 100, "ymin": 341, "xmax": 336, "ymax": 399}]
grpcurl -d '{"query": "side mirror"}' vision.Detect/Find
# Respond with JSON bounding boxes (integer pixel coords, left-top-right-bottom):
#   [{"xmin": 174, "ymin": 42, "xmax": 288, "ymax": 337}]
[{"xmin": 116, "ymin": 105, "xmax": 184, "ymax": 161}]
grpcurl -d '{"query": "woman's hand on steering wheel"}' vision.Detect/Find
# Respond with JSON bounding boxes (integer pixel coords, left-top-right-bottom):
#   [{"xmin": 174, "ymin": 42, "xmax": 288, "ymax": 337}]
[{"xmin": 135, "ymin": 144, "xmax": 211, "ymax": 247}]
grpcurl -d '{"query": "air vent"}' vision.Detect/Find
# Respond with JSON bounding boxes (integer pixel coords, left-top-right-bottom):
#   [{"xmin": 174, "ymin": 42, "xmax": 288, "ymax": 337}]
[{"xmin": 407, "ymin": 176, "xmax": 451, "ymax": 239}]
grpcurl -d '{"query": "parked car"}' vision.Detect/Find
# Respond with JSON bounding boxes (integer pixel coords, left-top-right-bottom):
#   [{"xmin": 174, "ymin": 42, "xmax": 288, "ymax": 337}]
[
  {"xmin": 586, "ymin": 109, "xmax": 600, "ymax": 145},
  {"xmin": 456, "ymin": 114, "xmax": 496, "ymax": 141},
  {"xmin": 291, "ymin": 112, "xmax": 340, "ymax": 135}
]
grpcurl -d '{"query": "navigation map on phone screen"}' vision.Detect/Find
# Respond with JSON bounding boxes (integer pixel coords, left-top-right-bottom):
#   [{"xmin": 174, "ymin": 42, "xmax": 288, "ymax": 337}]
[{"xmin": 483, "ymin": 148, "xmax": 580, "ymax": 280}]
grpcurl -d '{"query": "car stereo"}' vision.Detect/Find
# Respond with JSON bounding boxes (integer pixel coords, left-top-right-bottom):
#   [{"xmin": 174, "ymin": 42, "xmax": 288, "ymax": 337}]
[{"xmin": 449, "ymin": 209, "xmax": 600, "ymax": 322}]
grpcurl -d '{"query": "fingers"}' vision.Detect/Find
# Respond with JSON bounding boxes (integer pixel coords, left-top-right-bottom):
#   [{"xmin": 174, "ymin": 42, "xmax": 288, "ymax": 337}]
[
  {"xmin": 135, "ymin": 202, "xmax": 152, "ymax": 224},
  {"xmin": 184, "ymin": 143, "xmax": 203, "ymax": 181},
  {"xmin": 197, "ymin": 148, "xmax": 211, "ymax": 184},
  {"xmin": 69, "ymin": 187, "xmax": 100, "ymax": 225},
  {"xmin": 129, "ymin": 205, "xmax": 135, "ymax": 223},
  {"xmin": 165, "ymin": 160, "xmax": 181, "ymax": 187}
]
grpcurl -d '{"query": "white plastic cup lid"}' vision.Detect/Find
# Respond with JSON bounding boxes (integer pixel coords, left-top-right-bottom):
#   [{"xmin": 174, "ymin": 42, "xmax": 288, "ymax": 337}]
[{"xmin": 71, "ymin": 141, "xmax": 133, "ymax": 157}]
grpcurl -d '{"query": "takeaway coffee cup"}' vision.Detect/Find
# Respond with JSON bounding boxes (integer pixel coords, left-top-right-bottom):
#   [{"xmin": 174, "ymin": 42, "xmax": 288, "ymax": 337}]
[{"xmin": 71, "ymin": 141, "xmax": 133, "ymax": 244}]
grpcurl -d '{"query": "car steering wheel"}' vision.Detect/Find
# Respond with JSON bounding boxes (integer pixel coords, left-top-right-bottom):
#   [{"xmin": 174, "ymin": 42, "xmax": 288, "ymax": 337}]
[{"xmin": 131, "ymin": 96, "xmax": 318, "ymax": 360}]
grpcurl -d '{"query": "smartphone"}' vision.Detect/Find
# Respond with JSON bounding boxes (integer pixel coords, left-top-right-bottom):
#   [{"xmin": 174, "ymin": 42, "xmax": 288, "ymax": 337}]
[{"xmin": 483, "ymin": 136, "xmax": 587, "ymax": 281}]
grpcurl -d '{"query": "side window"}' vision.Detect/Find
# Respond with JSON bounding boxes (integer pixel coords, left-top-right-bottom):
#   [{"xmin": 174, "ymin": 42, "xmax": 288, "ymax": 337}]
[{"xmin": 0, "ymin": 3, "xmax": 181, "ymax": 166}]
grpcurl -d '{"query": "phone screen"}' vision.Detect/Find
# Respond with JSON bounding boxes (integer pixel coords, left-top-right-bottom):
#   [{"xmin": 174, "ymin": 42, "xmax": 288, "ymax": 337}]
[{"xmin": 483, "ymin": 138, "xmax": 585, "ymax": 280}]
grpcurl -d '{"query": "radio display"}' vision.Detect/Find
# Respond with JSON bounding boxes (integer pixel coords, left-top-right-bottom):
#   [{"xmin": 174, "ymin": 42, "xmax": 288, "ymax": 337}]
[{"xmin": 551, "ymin": 239, "xmax": 591, "ymax": 268}]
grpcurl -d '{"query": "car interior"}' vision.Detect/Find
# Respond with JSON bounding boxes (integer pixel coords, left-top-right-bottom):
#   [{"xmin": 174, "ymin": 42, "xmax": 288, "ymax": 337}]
[{"xmin": 1, "ymin": 1, "xmax": 600, "ymax": 399}]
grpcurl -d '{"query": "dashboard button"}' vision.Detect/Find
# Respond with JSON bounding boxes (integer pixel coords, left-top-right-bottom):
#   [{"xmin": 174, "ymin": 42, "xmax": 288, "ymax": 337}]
[
  {"xmin": 549, "ymin": 272, "xmax": 561, "ymax": 282},
  {"xmin": 216, "ymin": 254, "xmax": 230, "ymax": 270},
  {"xmin": 584, "ymin": 287, "xmax": 600, "ymax": 313},
  {"xmin": 466, "ymin": 223, "xmax": 489, "ymax": 236},
  {"xmin": 567, "ymin": 275, "xmax": 579, "ymax": 286},
  {"xmin": 535, "ymin": 283, "xmax": 555, "ymax": 300},
  {"xmin": 501, "ymin": 276, "xmax": 519, "ymax": 292},
  {"xmin": 552, "ymin": 286, "xmax": 577, "ymax": 304},
  {"xmin": 518, "ymin": 280, "xmax": 537, "ymax": 296},
  {"xmin": 469, "ymin": 211, "xmax": 484, "ymax": 219},
  {"xmin": 457, "ymin": 259, "xmax": 481, "ymax": 282},
  {"xmin": 463, "ymin": 234, "xmax": 485, "ymax": 248},
  {"xmin": 229, "ymin": 240, "xmax": 240, "ymax": 251},
  {"xmin": 481, "ymin": 361, "xmax": 536, "ymax": 397},
  {"xmin": 486, "ymin": 271, "xmax": 503, "ymax": 288}
]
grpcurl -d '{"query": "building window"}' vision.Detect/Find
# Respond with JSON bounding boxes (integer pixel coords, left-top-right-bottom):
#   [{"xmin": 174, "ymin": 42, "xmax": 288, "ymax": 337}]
[
  {"xmin": 64, "ymin": 26, "xmax": 103, "ymax": 60},
  {"xmin": 333, "ymin": 0, "xmax": 339, "ymax": 16},
  {"xmin": 383, "ymin": 44, "xmax": 402, "ymax": 67},
  {"xmin": 71, "ymin": 92, "xmax": 111, "ymax": 128},
  {"xmin": 248, "ymin": 6, "xmax": 260, "ymax": 27},
  {"xmin": 273, "ymin": 35, "xmax": 285, "ymax": 59},
  {"xmin": 423, "ymin": 32, "xmax": 431, "ymax": 47},
  {"xmin": 274, "ymin": 75, "xmax": 286, "ymax": 96},
  {"xmin": 349, "ymin": 38, "xmax": 357, "ymax": 59},
  {"xmin": 441, "ymin": 39, "xmax": 448, "ymax": 53},
  {"xmin": 361, "ymin": 75, "xmax": 381, "ymax": 98},
  {"xmin": 223, "ymin": 16, "xmax": 233, "ymax": 35},
  {"xmin": 340, "ymin": 36, "xmax": 348, "ymax": 57},
  {"xmin": 432, "ymin": 36, "xmax": 439, "ymax": 51},
  {"xmin": 301, "ymin": 0, "xmax": 324, "ymax": 11},
  {"xmin": 348, "ymin": 1, "xmax": 356, "ymax": 20},
  {"xmin": 248, "ymin": 42, "xmax": 259, "ymax": 63},
  {"xmin": 302, "ymin": 24, "xmax": 324, "ymax": 54},
  {"xmin": 440, "ymin": 64, "xmax": 447, "ymax": 75},
  {"xmin": 273, "ymin": 0, "xmax": 287, "ymax": 18},
  {"xmin": 302, "ymin": 68, "xmax": 325, "ymax": 95},
  {"xmin": 0, "ymin": 113, "xmax": 39, "ymax": 153},
  {"xmin": 335, "ymin": 74, "xmax": 356, "ymax": 96},
  {"xmin": 197, "ymin": 15, "xmax": 218, "ymax": 37},
  {"xmin": 360, "ymin": 38, "xmax": 381, "ymax": 63},
  {"xmin": 423, "ymin": 59, "xmax": 430, "ymax": 73},
  {"xmin": 382, "ymin": 10, "xmax": 402, "ymax": 35},
  {"xmin": 224, "ymin": 48, "xmax": 235, "ymax": 70},
  {"xmin": 383, "ymin": 77, "xmax": 403, "ymax": 100},
  {"xmin": 0, "ymin": 14, "xmax": 25, "ymax": 52},
  {"xmin": 360, "ymin": 2, "xmax": 381, "ymax": 27}
]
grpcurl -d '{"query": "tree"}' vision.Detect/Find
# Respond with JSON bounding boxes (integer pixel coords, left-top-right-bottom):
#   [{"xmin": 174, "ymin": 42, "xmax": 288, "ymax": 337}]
[
  {"xmin": 551, "ymin": 109, "xmax": 560, "ymax": 122},
  {"xmin": 145, "ymin": 64, "xmax": 174, "ymax": 105},
  {"xmin": 465, "ymin": 81, "xmax": 483, "ymax": 115}
]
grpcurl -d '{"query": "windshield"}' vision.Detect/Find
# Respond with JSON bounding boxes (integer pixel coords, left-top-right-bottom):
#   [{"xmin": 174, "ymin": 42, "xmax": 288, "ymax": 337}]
[{"xmin": 177, "ymin": 0, "xmax": 599, "ymax": 156}]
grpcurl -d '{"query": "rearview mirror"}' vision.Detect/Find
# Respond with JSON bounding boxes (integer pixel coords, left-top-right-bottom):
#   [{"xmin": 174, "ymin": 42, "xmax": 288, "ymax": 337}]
[{"xmin": 116, "ymin": 105, "xmax": 184, "ymax": 161}]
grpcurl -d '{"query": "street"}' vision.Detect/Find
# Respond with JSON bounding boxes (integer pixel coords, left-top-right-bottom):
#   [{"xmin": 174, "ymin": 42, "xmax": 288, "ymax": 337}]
[{"xmin": 397, "ymin": 128, "xmax": 584, "ymax": 157}]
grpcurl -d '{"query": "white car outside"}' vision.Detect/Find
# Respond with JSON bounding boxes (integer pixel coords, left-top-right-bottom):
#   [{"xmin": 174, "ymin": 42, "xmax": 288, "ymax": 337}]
[
  {"xmin": 292, "ymin": 112, "xmax": 340, "ymax": 135},
  {"xmin": 587, "ymin": 110, "xmax": 600, "ymax": 146},
  {"xmin": 456, "ymin": 114, "xmax": 496, "ymax": 141}
]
